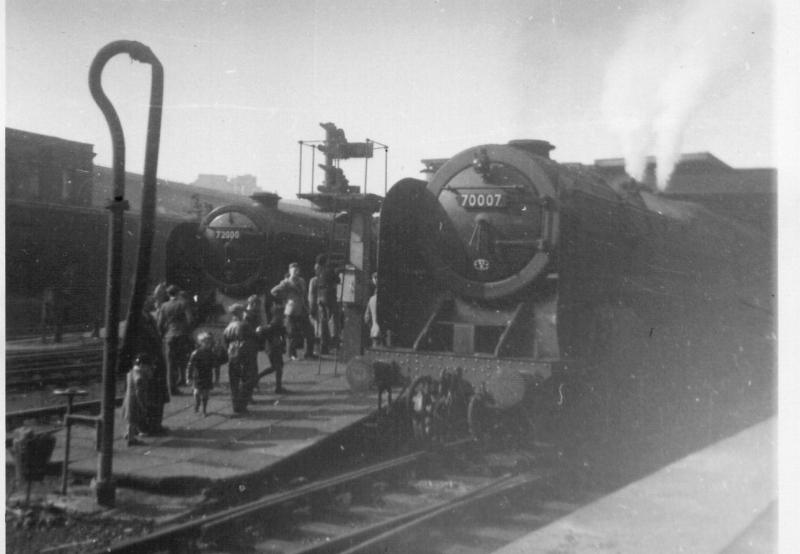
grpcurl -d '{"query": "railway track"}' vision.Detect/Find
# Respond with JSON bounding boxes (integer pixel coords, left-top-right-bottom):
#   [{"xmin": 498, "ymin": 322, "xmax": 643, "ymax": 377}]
[
  {"xmin": 95, "ymin": 438, "xmax": 603, "ymax": 554},
  {"xmin": 6, "ymin": 344, "xmax": 104, "ymax": 389},
  {"xmin": 6, "ymin": 397, "xmax": 125, "ymax": 434},
  {"xmin": 92, "ymin": 389, "xmax": 765, "ymax": 554}
]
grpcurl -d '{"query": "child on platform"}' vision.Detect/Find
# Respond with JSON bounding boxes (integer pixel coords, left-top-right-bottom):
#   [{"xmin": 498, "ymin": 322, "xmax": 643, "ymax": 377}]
[
  {"xmin": 212, "ymin": 340, "xmax": 228, "ymax": 387},
  {"xmin": 123, "ymin": 353, "xmax": 153, "ymax": 446},
  {"xmin": 257, "ymin": 302, "xmax": 288, "ymax": 394},
  {"xmin": 186, "ymin": 331, "xmax": 219, "ymax": 416}
]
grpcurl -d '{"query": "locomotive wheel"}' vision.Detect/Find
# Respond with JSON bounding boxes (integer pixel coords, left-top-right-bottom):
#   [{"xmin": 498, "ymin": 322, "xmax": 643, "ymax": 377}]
[
  {"xmin": 406, "ymin": 376, "xmax": 435, "ymax": 415},
  {"xmin": 407, "ymin": 376, "xmax": 435, "ymax": 441},
  {"xmin": 467, "ymin": 395, "xmax": 490, "ymax": 441},
  {"xmin": 432, "ymin": 390, "xmax": 470, "ymax": 440},
  {"xmin": 431, "ymin": 397, "xmax": 449, "ymax": 441}
]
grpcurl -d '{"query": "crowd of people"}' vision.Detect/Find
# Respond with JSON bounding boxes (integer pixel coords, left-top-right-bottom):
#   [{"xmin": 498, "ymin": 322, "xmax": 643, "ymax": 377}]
[{"xmin": 121, "ymin": 255, "xmax": 365, "ymax": 443}]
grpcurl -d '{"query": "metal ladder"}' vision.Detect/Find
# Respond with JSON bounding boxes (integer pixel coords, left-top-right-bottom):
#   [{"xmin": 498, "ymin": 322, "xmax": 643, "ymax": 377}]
[
  {"xmin": 317, "ymin": 213, "xmax": 351, "ymax": 376},
  {"xmin": 326, "ymin": 214, "xmax": 351, "ymax": 271}
]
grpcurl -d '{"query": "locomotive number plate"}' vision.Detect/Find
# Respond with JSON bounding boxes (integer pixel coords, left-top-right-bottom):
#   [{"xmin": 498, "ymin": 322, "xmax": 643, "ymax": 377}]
[
  {"xmin": 459, "ymin": 192, "xmax": 507, "ymax": 209},
  {"xmin": 215, "ymin": 229, "xmax": 241, "ymax": 240}
]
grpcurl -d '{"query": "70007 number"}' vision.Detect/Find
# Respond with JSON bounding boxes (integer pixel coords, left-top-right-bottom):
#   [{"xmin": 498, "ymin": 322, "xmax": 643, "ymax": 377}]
[
  {"xmin": 459, "ymin": 192, "xmax": 506, "ymax": 209},
  {"xmin": 215, "ymin": 229, "xmax": 241, "ymax": 240}
]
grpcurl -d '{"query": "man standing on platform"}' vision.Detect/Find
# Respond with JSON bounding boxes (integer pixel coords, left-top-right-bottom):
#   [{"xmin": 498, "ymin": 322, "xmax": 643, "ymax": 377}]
[
  {"xmin": 309, "ymin": 254, "xmax": 341, "ymax": 355},
  {"xmin": 271, "ymin": 263, "xmax": 316, "ymax": 361},
  {"xmin": 364, "ymin": 272, "xmax": 382, "ymax": 348},
  {"xmin": 223, "ymin": 304, "xmax": 258, "ymax": 415},
  {"xmin": 157, "ymin": 285, "xmax": 195, "ymax": 394}
]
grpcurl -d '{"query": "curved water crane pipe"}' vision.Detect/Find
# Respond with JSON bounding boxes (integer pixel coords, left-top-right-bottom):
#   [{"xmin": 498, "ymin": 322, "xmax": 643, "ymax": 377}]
[{"xmin": 88, "ymin": 40, "xmax": 163, "ymax": 507}]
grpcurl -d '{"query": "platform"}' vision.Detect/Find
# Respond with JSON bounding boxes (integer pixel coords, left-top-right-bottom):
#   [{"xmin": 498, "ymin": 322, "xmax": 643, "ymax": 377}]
[
  {"xmin": 494, "ymin": 417, "xmax": 776, "ymax": 554},
  {"xmin": 38, "ymin": 352, "xmax": 375, "ymax": 493}
]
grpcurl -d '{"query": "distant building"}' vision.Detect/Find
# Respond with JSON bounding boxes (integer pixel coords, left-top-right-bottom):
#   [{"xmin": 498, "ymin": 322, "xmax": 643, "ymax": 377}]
[
  {"xmin": 93, "ymin": 166, "xmax": 250, "ymax": 218},
  {"xmin": 593, "ymin": 153, "xmax": 776, "ymax": 235},
  {"xmin": 5, "ymin": 127, "xmax": 95, "ymax": 207},
  {"xmin": 193, "ymin": 173, "xmax": 258, "ymax": 196},
  {"xmin": 230, "ymin": 174, "xmax": 258, "ymax": 195},
  {"xmin": 193, "ymin": 174, "xmax": 229, "ymax": 191},
  {"xmin": 591, "ymin": 152, "xmax": 772, "ymax": 191}
]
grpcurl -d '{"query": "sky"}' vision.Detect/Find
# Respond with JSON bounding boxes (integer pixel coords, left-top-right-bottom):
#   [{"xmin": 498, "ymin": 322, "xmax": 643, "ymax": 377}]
[{"xmin": 4, "ymin": 0, "xmax": 784, "ymax": 197}]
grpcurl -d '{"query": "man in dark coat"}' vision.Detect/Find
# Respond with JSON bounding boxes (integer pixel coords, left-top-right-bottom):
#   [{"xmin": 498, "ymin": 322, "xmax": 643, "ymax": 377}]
[
  {"xmin": 257, "ymin": 303, "xmax": 288, "ymax": 393},
  {"xmin": 141, "ymin": 309, "xmax": 170, "ymax": 433},
  {"xmin": 223, "ymin": 304, "xmax": 259, "ymax": 414},
  {"xmin": 156, "ymin": 285, "xmax": 195, "ymax": 393},
  {"xmin": 119, "ymin": 306, "xmax": 170, "ymax": 435},
  {"xmin": 271, "ymin": 263, "xmax": 316, "ymax": 360}
]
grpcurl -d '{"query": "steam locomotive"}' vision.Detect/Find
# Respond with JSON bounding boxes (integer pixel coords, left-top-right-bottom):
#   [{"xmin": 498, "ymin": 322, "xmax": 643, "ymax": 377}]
[
  {"xmin": 349, "ymin": 139, "xmax": 774, "ymax": 440},
  {"xmin": 166, "ymin": 191, "xmax": 337, "ymax": 321}
]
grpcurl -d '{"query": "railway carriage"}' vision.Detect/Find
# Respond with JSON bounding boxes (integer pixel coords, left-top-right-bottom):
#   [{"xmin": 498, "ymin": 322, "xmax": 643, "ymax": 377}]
[{"xmin": 5, "ymin": 197, "xmax": 187, "ymax": 337}]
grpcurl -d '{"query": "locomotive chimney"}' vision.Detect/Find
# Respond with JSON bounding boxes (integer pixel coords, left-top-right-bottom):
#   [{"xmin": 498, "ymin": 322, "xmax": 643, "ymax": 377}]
[
  {"xmin": 508, "ymin": 140, "xmax": 555, "ymax": 158},
  {"xmin": 251, "ymin": 191, "xmax": 281, "ymax": 208}
]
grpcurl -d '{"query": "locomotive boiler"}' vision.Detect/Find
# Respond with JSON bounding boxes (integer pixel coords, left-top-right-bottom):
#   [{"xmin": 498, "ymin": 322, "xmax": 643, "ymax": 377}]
[{"xmin": 349, "ymin": 139, "xmax": 774, "ymax": 440}]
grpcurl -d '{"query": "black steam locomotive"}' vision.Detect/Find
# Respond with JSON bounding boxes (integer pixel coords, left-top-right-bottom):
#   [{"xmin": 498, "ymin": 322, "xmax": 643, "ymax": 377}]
[
  {"xmin": 350, "ymin": 139, "xmax": 774, "ymax": 440},
  {"xmin": 166, "ymin": 191, "xmax": 336, "ymax": 320}
]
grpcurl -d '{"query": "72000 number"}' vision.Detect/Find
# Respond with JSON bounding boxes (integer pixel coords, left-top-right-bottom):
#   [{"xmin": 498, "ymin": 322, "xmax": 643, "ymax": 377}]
[{"xmin": 215, "ymin": 230, "xmax": 241, "ymax": 240}]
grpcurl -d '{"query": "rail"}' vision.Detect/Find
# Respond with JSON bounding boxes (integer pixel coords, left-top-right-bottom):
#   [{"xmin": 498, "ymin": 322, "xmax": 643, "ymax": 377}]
[
  {"xmin": 327, "ymin": 473, "xmax": 537, "ymax": 554},
  {"xmin": 100, "ymin": 450, "xmax": 428, "ymax": 553},
  {"xmin": 6, "ymin": 345, "xmax": 105, "ymax": 388},
  {"xmin": 97, "ymin": 439, "xmax": 476, "ymax": 554},
  {"xmin": 6, "ymin": 397, "xmax": 125, "ymax": 434}
]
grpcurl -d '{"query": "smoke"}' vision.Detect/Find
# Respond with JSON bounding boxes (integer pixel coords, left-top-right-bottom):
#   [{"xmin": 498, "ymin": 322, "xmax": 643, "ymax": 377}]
[{"xmin": 601, "ymin": 0, "xmax": 768, "ymax": 189}]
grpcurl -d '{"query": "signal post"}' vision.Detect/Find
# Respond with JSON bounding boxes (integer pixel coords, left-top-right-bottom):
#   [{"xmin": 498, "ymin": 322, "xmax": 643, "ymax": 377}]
[{"xmin": 298, "ymin": 122, "xmax": 385, "ymax": 362}]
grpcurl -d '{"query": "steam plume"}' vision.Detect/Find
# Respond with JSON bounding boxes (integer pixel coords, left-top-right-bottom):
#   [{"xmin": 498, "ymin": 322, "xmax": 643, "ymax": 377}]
[{"xmin": 601, "ymin": 0, "xmax": 767, "ymax": 190}]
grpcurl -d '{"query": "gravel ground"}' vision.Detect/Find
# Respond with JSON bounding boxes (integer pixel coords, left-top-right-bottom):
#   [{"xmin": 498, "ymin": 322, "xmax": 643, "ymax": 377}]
[
  {"xmin": 6, "ymin": 382, "xmax": 125, "ymax": 553},
  {"xmin": 5, "ymin": 473, "xmax": 204, "ymax": 553},
  {"xmin": 6, "ymin": 501, "xmax": 154, "ymax": 554},
  {"xmin": 6, "ymin": 381, "xmax": 204, "ymax": 554},
  {"xmin": 6, "ymin": 475, "xmax": 153, "ymax": 554}
]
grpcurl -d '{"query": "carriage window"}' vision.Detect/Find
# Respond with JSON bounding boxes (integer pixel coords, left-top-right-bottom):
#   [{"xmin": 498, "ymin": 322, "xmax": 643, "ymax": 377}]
[
  {"xmin": 61, "ymin": 170, "xmax": 73, "ymax": 202},
  {"xmin": 14, "ymin": 163, "xmax": 40, "ymax": 199}
]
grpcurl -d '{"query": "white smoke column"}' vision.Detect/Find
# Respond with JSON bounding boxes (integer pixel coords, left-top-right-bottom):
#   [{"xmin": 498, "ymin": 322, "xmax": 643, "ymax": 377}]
[
  {"xmin": 602, "ymin": 0, "xmax": 767, "ymax": 190},
  {"xmin": 601, "ymin": 17, "xmax": 669, "ymax": 183}
]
